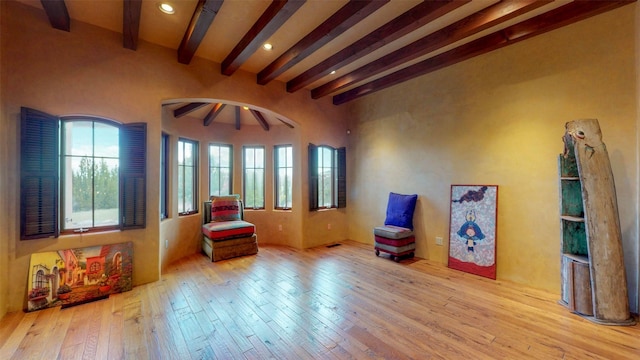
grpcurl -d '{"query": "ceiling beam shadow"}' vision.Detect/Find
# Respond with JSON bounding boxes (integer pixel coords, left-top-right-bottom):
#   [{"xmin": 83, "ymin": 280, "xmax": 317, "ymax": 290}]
[
  {"xmin": 221, "ymin": 0, "xmax": 306, "ymax": 76},
  {"xmin": 174, "ymin": 102, "xmax": 208, "ymax": 118},
  {"xmin": 123, "ymin": 0, "xmax": 142, "ymax": 50},
  {"xmin": 203, "ymin": 103, "xmax": 226, "ymax": 126},
  {"xmin": 286, "ymin": 0, "xmax": 468, "ymax": 93},
  {"xmin": 235, "ymin": 106, "xmax": 241, "ymax": 130},
  {"xmin": 249, "ymin": 109, "xmax": 270, "ymax": 131},
  {"xmin": 313, "ymin": 0, "xmax": 551, "ymax": 99},
  {"xmin": 41, "ymin": 0, "xmax": 70, "ymax": 31},
  {"xmin": 257, "ymin": 0, "xmax": 389, "ymax": 85},
  {"xmin": 333, "ymin": 0, "xmax": 634, "ymax": 105},
  {"xmin": 178, "ymin": 0, "xmax": 225, "ymax": 64}
]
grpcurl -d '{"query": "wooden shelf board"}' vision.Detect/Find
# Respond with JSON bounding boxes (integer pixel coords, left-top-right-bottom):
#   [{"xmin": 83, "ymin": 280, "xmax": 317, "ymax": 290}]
[
  {"xmin": 561, "ymin": 215, "xmax": 585, "ymax": 222},
  {"xmin": 562, "ymin": 253, "xmax": 589, "ymax": 263}
]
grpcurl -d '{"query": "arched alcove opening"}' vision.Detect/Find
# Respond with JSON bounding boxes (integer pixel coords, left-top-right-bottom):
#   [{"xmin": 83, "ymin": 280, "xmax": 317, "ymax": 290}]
[{"xmin": 159, "ymin": 99, "xmax": 303, "ymax": 268}]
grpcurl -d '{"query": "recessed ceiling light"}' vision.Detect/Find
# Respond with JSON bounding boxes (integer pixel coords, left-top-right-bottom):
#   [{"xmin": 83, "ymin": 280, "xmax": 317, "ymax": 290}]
[
  {"xmin": 263, "ymin": 43, "xmax": 273, "ymax": 51},
  {"xmin": 330, "ymin": 70, "xmax": 336, "ymax": 75},
  {"xmin": 158, "ymin": 3, "xmax": 175, "ymax": 14},
  {"xmin": 242, "ymin": 106, "xmax": 249, "ymax": 110}
]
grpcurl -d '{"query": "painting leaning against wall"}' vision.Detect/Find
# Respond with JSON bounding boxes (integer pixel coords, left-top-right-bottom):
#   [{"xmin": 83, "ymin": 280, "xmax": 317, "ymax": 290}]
[
  {"xmin": 448, "ymin": 185, "xmax": 498, "ymax": 279},
  {"xmin": 26, "ymin": 242, "xmax": 133, "ymax": 311}
]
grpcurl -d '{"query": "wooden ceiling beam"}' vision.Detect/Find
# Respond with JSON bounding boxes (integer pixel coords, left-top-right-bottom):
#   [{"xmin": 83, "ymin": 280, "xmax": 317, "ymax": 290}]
[
  {"xmin": 178, "ymin": 0, "xmax": 224, "ymax": 64},
  {"xmin": 174, "ymin": 102, "xmax": 208, "ymax": 118},
  {"xmin": 40, "ymin": 0, "xmax": 70, "ymax": 32},
  {"xmin": 221, "ymin": 0, "xmax": 306, "ymax": 76},
  {"xmin": 333, "ymin": 0, "xmax": 634, "ymax": 105},
  {"xmin": 313, "ymin": 0, "xmax": 551, "ymax": 99},
  {"xmin": 235, "ymin": 106, "xmax": 241, "ymax": 130},
  {"xmin": 203, "ymin": 103, "xmax": 226, "ymax": 126},
  {"xmin": 277, "ymin": 118, "xmax": 295, "ymax": 129},
  {"xmin": 249, "ymin": 110, "xmax": 270, "ymax": 131},
  {"xmin": 286, "ymin": 0, "xmax": 468, "ymax": 93},
  {"xmin": 257, "ymin": 0, "xmax": 389, "ymax": 86},
  {"xmin": 123, "ymin": 0, "xmax": 142, "ymax": 50}
]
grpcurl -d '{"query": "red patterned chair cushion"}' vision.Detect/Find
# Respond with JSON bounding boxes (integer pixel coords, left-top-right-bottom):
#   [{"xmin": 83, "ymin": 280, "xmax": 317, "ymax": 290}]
[
  {"xmin": 210, "ymin": 195, "xmax": 241, "ymax": 222},
  {"xmin": 202, "ymin": 220, "xmax": 255, "ymax": 241}
]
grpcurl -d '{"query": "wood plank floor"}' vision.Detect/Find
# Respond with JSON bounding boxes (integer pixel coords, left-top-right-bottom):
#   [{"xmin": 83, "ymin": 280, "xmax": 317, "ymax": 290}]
[{"xmin": 1, "ymin": 240, "xmax": 639, "ymax": 359}]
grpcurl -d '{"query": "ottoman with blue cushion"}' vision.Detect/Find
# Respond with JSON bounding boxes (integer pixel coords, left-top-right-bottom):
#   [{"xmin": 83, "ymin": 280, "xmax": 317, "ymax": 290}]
[{"xmin": 374, "ymin": 192, "xmax": 418, "ymax": 262}]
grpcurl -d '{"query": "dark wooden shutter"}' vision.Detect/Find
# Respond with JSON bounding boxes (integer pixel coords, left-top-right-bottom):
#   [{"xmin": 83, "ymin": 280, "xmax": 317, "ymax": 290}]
[
  {"xmin": 308, "ymin": 143, "xmax": 319, "ymax": 211},
  {"xmin": 337, "ymin": 146, "xmax": 346, "ymax": 208},
  {"xmin": 20, "ymin": 107, "xmax": 59, "ymax": 239},
  {"xmin": 120, "ymin": 123, "xmax": 146, "ymax": 229}
]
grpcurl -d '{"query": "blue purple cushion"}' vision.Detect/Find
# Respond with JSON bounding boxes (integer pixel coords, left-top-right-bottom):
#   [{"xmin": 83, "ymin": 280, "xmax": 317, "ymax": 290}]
[{"xmin": 384, "ymin": 192, "xmax": 418, "ymax": 230}]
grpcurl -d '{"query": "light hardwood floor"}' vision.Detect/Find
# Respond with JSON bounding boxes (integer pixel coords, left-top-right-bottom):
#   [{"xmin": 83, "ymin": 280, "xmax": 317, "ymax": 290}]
[{"xmin": 1, "ymin": 240, "xmax": 639, "ymax": 359}]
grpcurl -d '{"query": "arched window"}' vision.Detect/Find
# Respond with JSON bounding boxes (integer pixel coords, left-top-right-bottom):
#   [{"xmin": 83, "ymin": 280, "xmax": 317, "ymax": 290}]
[
  {"xmin": 61, "ymin": 119, "xmax": 120, "ymax": 232},
  {"xmin": 19, "ymin": 107, "xmax": 147, "ymax": 239}
]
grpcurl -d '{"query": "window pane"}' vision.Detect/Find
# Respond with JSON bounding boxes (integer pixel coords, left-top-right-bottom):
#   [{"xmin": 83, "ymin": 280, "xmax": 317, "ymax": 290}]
[
  {"xmin": 94, "ymin": 122, "xmax": 119, "ymax": 157},
  {"xmin": 286, "ymin": 147, "xmax": 292, "ymax": 166},
  {"xmin": 255, "ymin": 148, "xmax": 264, "ymax": 168},
  {"xmin": 243, "ymin": 146, "xmax": 264, "ymax": 209},
  {"xmin": 317, "ymin": 145, "xmax": 337, "ymax": 208},
  {"xmin": 178, "ymin": 164, "xmax": 185, "ymax": 213},
  {"xmin": 255, "ymin": 168, "xmax": 264, "ymax": 207},
  {"xmin": 220, "ymin": 168, "xmax": 231, "ymax": 195},
  {"xmin": 94, "ymin": 158, "xmax": 119, "ymax": 226},
  {"xmin": 64, "ymin": 156, "xmax": 93, "ymax": 230},
  {"xmin": 220, "ymin": 146, "xmax": 230, "ymax": 167},
  {"xmin": 185, "ymin": 165, "xmax": 194, "ymax": 211},
  {"xmin": 245, "ymin": 148, "xmax": 255, "ymax": 168},
  {"xmin": 275, "ymin": 145, "xmax": 293, "ymax": 209},
  {"xmin": 209, "ymin": 144, "xmax": 232, "ymax": 197},
  {"xmin": 245, "ymin": 169, "xmax": 255, "ymax": 207},
  {"xmin": 184, "ymin": 142, "xmax": 194, "ymax": 166},
  {"xmin": 178, "ymin": 139, "xmax": 198, "ymax": 214},
  {"xmin": 66, "ymin": 121, "xmax": 92, "ymax": 156}
]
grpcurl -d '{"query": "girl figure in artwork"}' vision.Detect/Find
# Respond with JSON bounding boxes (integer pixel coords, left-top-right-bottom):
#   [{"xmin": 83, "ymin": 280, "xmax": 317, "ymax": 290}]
[{"xmin": 457, "ymin": 210, "xmax": 485, "ymax": 257}]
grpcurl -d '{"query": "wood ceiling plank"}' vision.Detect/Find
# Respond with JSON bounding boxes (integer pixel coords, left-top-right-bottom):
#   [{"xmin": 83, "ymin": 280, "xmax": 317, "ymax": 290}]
[
  {"xmin": 221, "ymin": 0, "xmax": 306, "ymax": 76},
  {"xmin": 257, "ymin": 0, "xmax": 389, "ymax": 86},
  {"xmin": 178, "ymin": 0, "xmax": 225, "ymax": 64},
  {"xmin": 235, "ymin": 106, "xmax": 241, "ymax": 130},
  {"xmin": 277, "ymin": 118, "xmax": 295, "ymax": 129},
  {"xmin": 40, "ymin": 0, "xmax": 70, "ymax": 32},
  {"xmin": 313, "ymin": 0, "xmax": 551, "ymax": 99},
  {"xmin": 174, "ymin": 102, "xmax": 208, "ymax": 118},
  {"xmin": 123, "ymin": 0, "xmax": 142, "ymax": 50},
  {"xmin": 203, "ymin": 103, "xmax": 226, "ymax": 126},
  {"xmin": 249, "ymin": 110, "xmax": 270, "ymax": 131},
  {"xmin": 333, "ymin": 0, "xmax": 635, "ymax": 105},
  {"xmin": 286, "ymin": 0, "xmax": 468, "ymax": 93}
]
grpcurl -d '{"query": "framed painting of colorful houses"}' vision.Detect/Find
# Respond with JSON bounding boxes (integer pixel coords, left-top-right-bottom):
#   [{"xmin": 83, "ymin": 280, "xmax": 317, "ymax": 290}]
[
  {"xmin": 26, "ymin": 242, "xmax": 133, "ymax": 311},
  {"xmin": 448, "ymin": 185, "xmax": 498, "ymax": 279}
]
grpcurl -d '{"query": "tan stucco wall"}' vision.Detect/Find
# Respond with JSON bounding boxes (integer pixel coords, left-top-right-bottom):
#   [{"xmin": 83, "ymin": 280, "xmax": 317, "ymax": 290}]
[
  {"xmin": 0, "ymin": 1, "xmax": 348, "ymax": 313},
  {"xmin": 346, "ymin": 5, "xmax": 639, "ymax": 312}
]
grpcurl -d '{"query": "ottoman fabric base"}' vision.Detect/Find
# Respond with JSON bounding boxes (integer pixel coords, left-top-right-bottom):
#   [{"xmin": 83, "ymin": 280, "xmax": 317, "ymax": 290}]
[
  {"xmin": 374, "ymin": 241, "xmax": 416, "ymax": 256},
  {"xmin": 202, "ymin": 234, "xmax": 258, "ymax": 262}
]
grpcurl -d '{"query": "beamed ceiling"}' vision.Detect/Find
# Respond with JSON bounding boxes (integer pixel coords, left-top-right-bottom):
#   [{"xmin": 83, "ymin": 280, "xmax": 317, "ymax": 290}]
[{"xmin": 20, "ymin": 0, "xmax": 635, "ymax": 130}]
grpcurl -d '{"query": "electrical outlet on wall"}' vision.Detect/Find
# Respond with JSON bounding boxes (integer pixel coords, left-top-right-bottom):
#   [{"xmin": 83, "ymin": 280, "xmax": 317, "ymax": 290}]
[
  {"xmin": 327, "ymin": 223, "xmax": 331, "ymax": 230},
  {"xmin": 435, "ymin": 237, "xmax": 443, "ymax": 246},
  {"xmin": 278, "ymin": 224, "xmax": 282, "ymax": 231},
  {"xmin": 165, "ymin": 239, "xmax": 169, "ymax": 249}
]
